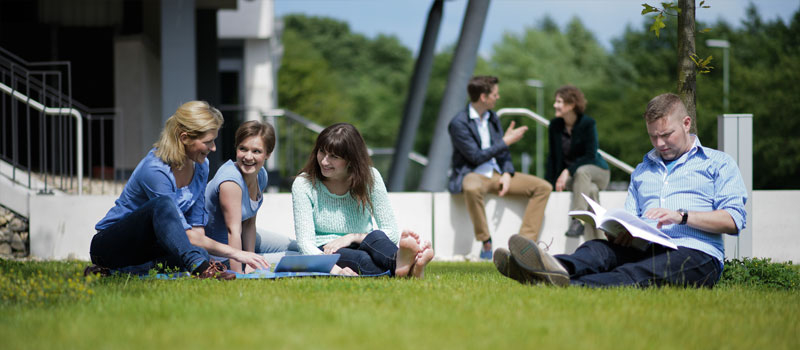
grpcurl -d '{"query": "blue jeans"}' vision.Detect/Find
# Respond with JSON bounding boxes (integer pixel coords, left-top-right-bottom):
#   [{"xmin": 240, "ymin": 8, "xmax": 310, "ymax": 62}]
[
  {"xmin": 255, "ymin": 229, "xmax": 300, "ymax": 254},
  {"xmin": 321, "ymin": 230, "xmax": 397, "ymax": 276},
  {"xmin": 555, "ymin": 240, "xmax": 722, "ymax": 288},
  {"xmin": 89, "ymin": 196, "xmax": 209, "ymax": 274}
]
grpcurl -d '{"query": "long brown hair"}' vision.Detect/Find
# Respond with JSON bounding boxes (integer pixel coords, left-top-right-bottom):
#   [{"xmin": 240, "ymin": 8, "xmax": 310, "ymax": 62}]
[{"xmin": 299, "ymin": 123, "xmax": 374, "ymax": 213}]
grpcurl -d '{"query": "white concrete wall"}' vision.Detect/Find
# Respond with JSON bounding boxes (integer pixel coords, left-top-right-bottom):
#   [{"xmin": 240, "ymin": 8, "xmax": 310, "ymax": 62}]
[
  {"xmin": 28, "ymin": 195, "xmax": 116, "ymax": 260},
  {"xmin": 16, "ymin": 190, "xmax": 800, "ymax": 263},
  {"xmin": 432, "ymin": 192, "xmax": 627, "ymax": 258},
  {"xmin": 218, "ymin": 0, "xmax": 274, "ymax": 39}
]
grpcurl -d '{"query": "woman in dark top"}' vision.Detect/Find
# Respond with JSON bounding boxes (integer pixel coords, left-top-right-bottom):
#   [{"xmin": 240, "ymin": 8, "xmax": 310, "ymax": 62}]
[{"xmin": 545, "ymin": 85, "xmax": 610, "ymax": 239}]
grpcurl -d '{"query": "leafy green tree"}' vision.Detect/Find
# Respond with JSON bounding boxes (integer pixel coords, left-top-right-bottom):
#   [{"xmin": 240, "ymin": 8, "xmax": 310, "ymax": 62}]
[{"xmin": 279, "ymin": 15, "xmax": 412, "ymax": 148}]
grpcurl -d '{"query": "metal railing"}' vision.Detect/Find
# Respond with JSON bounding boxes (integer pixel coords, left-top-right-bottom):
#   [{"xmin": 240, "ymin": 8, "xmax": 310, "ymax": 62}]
[
  {"xmin": 1, "ymin": 46, "xmax": 120, "ymax": 195},
  {"xmin": 217, "ymin": 106, "xmax": 429, "ymax": 190},
  {"xmin": 497, "ymin": 108, "xmax": 635, "ymax": 174}
]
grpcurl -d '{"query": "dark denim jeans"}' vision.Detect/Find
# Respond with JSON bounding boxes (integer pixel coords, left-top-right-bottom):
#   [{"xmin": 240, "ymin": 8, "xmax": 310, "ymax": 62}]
[
  {"xmin": 555, "ymin": 239, "xmax": 722, "ymax": 288},
  {"xmin": 89, "ymin": 196, "xmax": 209, "ymax": 274},
  {"xmin": 321, "ymin": 230, "xmax": 397, "ymax": 276}
]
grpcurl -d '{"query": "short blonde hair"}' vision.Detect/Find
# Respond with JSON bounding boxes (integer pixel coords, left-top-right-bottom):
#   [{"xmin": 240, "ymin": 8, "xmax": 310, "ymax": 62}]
[{"xmin": 154, "ymin": 101, "xmax": 224, "ymax": 169}]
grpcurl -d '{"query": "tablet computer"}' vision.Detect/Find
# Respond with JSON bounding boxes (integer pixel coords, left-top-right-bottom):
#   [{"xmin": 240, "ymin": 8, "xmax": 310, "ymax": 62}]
[{"xmin": 273, "ymin": 254, "xmax": 340, "ymax": 273}]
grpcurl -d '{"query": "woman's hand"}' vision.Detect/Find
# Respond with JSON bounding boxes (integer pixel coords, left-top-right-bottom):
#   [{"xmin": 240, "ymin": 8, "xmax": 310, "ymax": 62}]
[
  {"xmin": 555, "ymin": 169, "xmax": 570, "ymax": 192},
  {"xmin": 231, "ymin": 250, "xmax": 270, "ymax": 271},
  {"xmin": 330, "ymin": 265, "xmax": 358, "ymax": 276},
  {"xmin": 323, "ymin": 234, "xmax": 364, "ymax": 254}
]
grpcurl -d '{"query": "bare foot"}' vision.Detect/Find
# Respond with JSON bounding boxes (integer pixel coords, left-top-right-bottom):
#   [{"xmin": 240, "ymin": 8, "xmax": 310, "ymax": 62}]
[
  {"xmin": 395, "ymin": 234, "xmax": 421, "ymax": 277},
  {"xmin": 401, "ymin": 230, "xmax": 421, "ymax": 245},
  {"xmin": 411, "ymin": 240, "xmax": 434, "ymax": 279}
]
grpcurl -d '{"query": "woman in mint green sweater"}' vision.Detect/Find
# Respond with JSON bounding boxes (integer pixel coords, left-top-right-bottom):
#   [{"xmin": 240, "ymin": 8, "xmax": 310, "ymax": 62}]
[{"xmin": 291, "ymin": 123, "xmax": 434, "ymax": 277}]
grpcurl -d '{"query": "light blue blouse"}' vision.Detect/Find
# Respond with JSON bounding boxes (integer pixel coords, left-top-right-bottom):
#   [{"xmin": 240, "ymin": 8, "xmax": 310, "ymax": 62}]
[
  {"xmin": 96, "ymin": 149, "xmax": 209, "ymax": 231},
  {"xmin": 204, "ymin": 160, "xmax": 267, "ymax": 245}
]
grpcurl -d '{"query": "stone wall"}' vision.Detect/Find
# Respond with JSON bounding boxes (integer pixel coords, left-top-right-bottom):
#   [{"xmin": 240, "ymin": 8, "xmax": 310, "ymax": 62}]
[{"xmin": 0, "ymin": 205, "xmax": 28, "ymax": 258}]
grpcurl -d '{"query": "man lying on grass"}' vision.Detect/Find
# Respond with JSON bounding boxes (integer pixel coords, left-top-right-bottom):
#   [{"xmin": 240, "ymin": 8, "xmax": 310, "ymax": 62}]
[{"xmin": 494, "ymin": 93, "xmax": 747, "ymax": 288}]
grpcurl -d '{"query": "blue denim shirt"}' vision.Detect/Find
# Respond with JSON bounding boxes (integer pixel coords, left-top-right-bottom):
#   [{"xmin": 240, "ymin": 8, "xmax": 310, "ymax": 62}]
[
  {"xmin": 624, "ymin": 137, "xmax": 748, "ymax": 263},
  {"xmin": 96, "ymin": 149, "xmax": 209, "ymax": 232}
]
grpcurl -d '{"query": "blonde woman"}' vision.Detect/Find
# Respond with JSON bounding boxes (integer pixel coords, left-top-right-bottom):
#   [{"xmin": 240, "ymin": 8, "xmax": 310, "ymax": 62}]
[{"xmin": 86, "ymin": 101, "xmax": 269, "ymax": 279}]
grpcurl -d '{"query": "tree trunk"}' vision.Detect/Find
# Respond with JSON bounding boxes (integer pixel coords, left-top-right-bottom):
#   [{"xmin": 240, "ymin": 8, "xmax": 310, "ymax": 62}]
[{"xmin": 677, "ymin": 0, "xmax": 697, "ymax": 133}]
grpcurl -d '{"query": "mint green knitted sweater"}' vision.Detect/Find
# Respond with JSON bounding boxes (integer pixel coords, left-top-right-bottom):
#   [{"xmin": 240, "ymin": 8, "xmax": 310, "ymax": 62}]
[{"xmin": 291, "ymin": 167, "xmax": 399, "ymax": 255}]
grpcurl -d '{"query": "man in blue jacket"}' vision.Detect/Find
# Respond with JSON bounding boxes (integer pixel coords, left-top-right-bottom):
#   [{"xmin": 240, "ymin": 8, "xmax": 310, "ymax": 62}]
[{"xmin": 448, "ymin": 76, "xmax": 553, "ymax": 259}]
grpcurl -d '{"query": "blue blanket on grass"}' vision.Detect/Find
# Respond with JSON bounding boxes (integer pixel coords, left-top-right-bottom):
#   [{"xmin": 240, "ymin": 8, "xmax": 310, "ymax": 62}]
[{"xmin": 142, "ymin": 270, "xmax": 391, "ymax": 280}]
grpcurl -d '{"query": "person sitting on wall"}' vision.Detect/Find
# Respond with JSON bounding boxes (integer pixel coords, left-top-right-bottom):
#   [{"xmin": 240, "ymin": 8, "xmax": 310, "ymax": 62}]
[
  {"xmin": 448, "ymin": 75, "xmax": 552, "ymax": 260},
  {"xmin": 545, "ymin": 85, "xmax": 610, "ymax": 239}
]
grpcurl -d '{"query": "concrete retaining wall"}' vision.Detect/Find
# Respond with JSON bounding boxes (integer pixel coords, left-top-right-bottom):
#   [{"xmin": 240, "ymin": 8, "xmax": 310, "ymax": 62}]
[{"xmin": 15, "ymin": 190, "xmax": 800, "ymax": 263}]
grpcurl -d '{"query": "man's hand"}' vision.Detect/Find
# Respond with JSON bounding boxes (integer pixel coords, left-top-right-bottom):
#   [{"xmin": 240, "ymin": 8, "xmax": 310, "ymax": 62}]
[
  {"xmin": 330, "ymin": 265, "xmax": 358, "ymax": 276},
  {"xmin": 498, "ymin": 172, "xmax": 512, "ymax": 196},
  {"xmin": 231, "ymin": 250, "xmax": 270, "ymax": 271},
  {"xmin": 323, "ymin": 234, "xmax": 355, "ymax": 254},
  {"xmin": 607, "ymin": 230, "xmax": 634, "ymax": 247},
  {"xmin": 502, "ymin": 120, "xmax": 528, "ymax": 146},
  {"xmin": 555, "ymin": 169, "xmax": 569, "ymax": 192},
  {"xmin": 644, "ymin": 208, "xmax": 683, "ymax": 229}
]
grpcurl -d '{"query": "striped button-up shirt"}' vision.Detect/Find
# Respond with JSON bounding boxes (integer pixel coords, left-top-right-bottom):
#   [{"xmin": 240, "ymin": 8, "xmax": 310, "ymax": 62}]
[{"xmin": 625, "ymin": 136, "xmax": 747, "ymax": 263}]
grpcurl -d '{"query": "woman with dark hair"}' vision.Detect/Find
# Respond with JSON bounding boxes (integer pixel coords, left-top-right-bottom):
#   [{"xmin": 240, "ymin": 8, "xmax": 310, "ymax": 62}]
[
  {"xmin": 291, "ymin": 123, "xmax": 434, "ymax": 277},
  {"xmin": 86, "ymin": 101, "xmax": 270, "ymax": 279},
  {"xmin": 204, "ymin": 120, "xmax": 297, "ymax": 273},
  {"xmin": 546, "ymin": 85, "xmax": 610, "ymax": 239}
]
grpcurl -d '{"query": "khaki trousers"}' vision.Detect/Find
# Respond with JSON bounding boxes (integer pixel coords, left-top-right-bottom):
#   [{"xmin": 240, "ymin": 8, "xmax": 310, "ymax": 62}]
[
  {"xmin": 462, "ymin": 171, "xmax": 552, "ymax": 242},
  {"xmin": 566, "ymin": 164, "xmax": 611, "ymax": 240}
]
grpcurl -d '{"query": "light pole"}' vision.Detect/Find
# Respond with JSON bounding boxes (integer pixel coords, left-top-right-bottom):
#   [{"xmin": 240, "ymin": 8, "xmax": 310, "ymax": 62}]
[
  {"xmin": 706, "ymin": 39, "xmax": 730, "ymax": 112},
  {"xmin": 525, "ymin": 79, "xmax": 545, "ymax": 177}
]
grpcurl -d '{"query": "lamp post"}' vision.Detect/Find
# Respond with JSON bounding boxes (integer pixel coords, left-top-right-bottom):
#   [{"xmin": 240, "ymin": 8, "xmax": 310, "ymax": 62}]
[
  {"xmin": 525, "ymin": 79, "xmax": 544, "ymax": 177},
  {"xmin": 706, "ymin": 39, "xmax": 730, "ymax": 112}
]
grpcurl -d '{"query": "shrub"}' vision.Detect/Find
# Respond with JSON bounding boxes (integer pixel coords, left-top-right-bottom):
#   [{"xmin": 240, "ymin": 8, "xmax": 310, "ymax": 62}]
[{"xmin": 720, "ymin": 257, "xmax": 800, "ymax": 290}]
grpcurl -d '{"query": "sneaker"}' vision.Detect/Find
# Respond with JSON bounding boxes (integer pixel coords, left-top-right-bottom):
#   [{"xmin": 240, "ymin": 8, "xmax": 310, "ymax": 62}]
[
  {"xmin": 83, "ymin": 264, "xmax": 110, "ymax": 277},
  {"xmin": 493, "ymin": 248, "xmax": 538, "ymax": 284},
  {"xmin": 508, "ymin": 234, "xmax": 570, "ymax": 287},
  {"xmin": 565, "ymin": 219, "xmax": 585, "ymax": 237},
  {"xmin": 195, "ymin": 260, "xmax": 236, "ymax": 280},
  {"xmin": 479, "ymin": 239, "xmax": 493, "ymax": 260}
]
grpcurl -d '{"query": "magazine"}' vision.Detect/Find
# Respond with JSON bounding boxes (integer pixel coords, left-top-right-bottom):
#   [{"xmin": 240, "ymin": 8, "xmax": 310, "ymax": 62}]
[{"xmin": 569, "ymin": 194, "xmax": 678, "ymax": 250}]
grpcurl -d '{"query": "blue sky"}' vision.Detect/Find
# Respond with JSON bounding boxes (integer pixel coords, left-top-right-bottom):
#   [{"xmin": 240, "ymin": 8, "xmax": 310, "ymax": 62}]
[{"xmin": 274, "ymin": 0, "xmax": 799, "ymax": 56}]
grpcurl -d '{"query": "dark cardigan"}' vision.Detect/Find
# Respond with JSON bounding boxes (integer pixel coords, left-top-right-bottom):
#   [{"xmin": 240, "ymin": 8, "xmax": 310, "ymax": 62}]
[{"xmin": 544, "ymin": 114, "xmax": 609, "ymax": 186}]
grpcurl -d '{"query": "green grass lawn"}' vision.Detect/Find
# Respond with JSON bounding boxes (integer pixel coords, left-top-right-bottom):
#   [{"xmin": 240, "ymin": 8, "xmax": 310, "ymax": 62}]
[{"xmin": 1, "ymin": 259, "xmax": 798, "ymax": 350}]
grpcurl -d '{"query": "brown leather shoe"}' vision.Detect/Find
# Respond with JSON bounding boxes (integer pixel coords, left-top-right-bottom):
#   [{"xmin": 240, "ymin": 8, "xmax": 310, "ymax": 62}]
[
  {"xmin": 195, "ymin": 260, "xmax": 236, "ymax": 280},
  {"xmin": 83, "ymin": 264, "xmax": 110, "ymax": 277}
]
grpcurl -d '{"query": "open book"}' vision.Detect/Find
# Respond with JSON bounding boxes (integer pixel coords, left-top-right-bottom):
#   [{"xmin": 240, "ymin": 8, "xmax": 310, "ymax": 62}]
[{"xmin": 569, "ymin": 194, "xmax": 678, "ymax": 250}]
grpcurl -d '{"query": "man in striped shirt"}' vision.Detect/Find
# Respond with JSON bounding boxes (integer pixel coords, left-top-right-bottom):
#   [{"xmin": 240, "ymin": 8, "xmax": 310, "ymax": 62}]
[{"xmin": 495, "ymin": 93, "xmax": 748, "ymax": 288}]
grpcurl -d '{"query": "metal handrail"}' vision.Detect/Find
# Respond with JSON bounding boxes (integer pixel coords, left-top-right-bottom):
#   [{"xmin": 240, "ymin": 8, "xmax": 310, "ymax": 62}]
[
  {"xmin": 0, "ymin": 81, "xmax": 83, "ymax": 194},
  {"xmin": 218, "ymin": 106, "xmax": 431, "ymax": 168},
  {"xmin": 496, "ymin": 107, "xmax": 634, "ymax": 174}
]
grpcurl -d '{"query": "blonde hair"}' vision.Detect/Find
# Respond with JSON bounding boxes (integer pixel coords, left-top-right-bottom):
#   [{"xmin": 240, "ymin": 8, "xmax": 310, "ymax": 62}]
[{"xmin": 154, "ymin": 101, "xmax": 224, "ymax": 169}]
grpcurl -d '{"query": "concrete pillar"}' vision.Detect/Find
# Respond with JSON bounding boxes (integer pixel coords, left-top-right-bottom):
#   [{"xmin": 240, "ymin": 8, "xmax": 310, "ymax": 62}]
[
  {"xmin": 718, "ymin": 113, "xmax": 753, "ymax": 259},
  {"xmin": 243, "ymin": 38, "xmax": 275, "ymax": 121},
  {"xmin": 419, "ymin": 0, "xmax": 490, "ymax": 191},
  {"xmin": 160, "ymin": 0, "xmax": 197, "ymax": 122},
  {"xmin": 113, "ymin": 36, "xmax": 161, "ymax": 175}
]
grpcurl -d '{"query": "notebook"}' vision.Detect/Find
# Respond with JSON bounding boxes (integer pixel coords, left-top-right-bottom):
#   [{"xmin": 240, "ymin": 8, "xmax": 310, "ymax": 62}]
[{"xmin": 273, "ymin": 254, "xmax": 341, "ymax": 273}]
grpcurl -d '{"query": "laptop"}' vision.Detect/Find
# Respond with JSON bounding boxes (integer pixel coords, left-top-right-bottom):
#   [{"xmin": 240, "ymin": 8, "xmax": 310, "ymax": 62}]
[{"xmin": 273, "ymin": 254, "xmax": 340, "ymax": 273}]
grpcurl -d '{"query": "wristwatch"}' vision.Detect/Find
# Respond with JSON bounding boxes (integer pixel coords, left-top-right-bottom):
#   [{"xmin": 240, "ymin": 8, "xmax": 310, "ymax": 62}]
[{"xmin": 677, "ymin": 209, "xmax": 688, "ymax": 225}]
